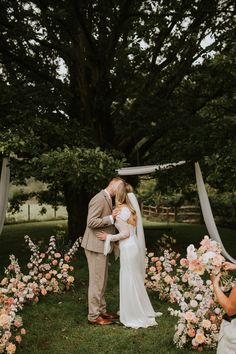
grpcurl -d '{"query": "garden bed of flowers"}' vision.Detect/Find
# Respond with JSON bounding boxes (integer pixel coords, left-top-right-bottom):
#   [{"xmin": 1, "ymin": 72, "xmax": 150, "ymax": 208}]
[
  {"xmin": 145, "ymin": 235, "xmax": 236, "ymax": 351},
  {"xmin": 0, "ymin": 235, "xmax": 80, "ymax": 353}
]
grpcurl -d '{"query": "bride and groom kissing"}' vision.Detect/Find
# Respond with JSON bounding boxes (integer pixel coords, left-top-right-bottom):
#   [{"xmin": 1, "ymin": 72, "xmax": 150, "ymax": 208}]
[{"xmin": 81, "ymin": 177, "xmax": 162, "ymax": 328}]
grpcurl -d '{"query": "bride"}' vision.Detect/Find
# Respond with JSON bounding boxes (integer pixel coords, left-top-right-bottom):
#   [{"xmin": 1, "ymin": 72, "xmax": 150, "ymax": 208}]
[{"xmin": 97, "ymin": 182, "xmax": 161, "ymax": 328}]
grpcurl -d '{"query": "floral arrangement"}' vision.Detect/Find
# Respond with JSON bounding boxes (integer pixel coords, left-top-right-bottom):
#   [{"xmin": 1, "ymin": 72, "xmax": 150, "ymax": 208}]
[
  {"xmin": 145, "ymin": 249, "xmax": 182, "ymax": 302},
  {"xmin": 145, "ymin": 234, "xmax": 235, "ymax": 351},
  {"xmin": 187, "ymin": 236, "xmax": 225, "ymax": 275},
  {"xmin": 24, "ymin": 235, "xmax": 79, "ymax": 296},
  {"xmin": 169, "ymin": 272, "xmax": 223, "ymax": 350},
  {"xmin": 0, "ymin": 236, "xmax": 80, "ymax": 353}
]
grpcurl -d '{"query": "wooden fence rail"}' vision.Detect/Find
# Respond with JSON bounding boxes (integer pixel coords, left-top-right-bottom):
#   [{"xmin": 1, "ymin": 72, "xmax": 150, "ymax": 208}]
[{"xmin": 141, "ymin": 204, "xmax": 201, "ymax": 223}]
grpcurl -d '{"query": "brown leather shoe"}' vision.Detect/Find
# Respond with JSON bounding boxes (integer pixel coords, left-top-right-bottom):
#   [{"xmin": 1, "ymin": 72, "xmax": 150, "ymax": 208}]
[
  {"xmin": 88, "ymin": 316, "xmax": 113, "ymax": 325},
  {"xmin": 100, "ymin": 311, "xmax": 119, "ymax": 320}
]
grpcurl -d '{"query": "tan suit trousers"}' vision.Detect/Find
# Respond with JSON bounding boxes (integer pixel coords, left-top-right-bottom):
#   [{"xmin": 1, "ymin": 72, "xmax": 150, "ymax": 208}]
[{"xmin": 85, "ymin": 249, "xmax": 109, "ymax": 320}]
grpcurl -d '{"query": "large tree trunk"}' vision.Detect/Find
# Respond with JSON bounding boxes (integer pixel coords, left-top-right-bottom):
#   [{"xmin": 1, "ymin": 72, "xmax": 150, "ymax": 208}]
[{"xmin": 63, "ymin": 183, "xmax": 90, "ymax": 242}]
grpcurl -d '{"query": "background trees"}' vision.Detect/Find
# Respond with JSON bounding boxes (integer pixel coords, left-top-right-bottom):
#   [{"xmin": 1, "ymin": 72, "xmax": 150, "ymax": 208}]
[{"xmin": 1, "ymin": 0, "xmax": 235, "ymax": 239}]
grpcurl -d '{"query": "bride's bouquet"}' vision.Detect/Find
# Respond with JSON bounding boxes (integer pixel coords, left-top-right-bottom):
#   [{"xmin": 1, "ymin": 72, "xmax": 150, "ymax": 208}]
[{"xmin": 187, "ymin": 236, "xmax": 225, "ymax": 276}]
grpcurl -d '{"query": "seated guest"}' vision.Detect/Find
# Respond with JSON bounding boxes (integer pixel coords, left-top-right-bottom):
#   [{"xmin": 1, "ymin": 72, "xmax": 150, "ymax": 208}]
[{"xmin": 211, "ymin": 262, "xmax": 236, "ymax": 354}]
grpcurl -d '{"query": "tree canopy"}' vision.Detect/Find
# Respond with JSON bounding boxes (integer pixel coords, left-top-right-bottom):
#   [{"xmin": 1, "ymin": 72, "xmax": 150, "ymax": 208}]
[{"xmin": 0, "ymin": 0, "xmax": 235, "ymax": 238}]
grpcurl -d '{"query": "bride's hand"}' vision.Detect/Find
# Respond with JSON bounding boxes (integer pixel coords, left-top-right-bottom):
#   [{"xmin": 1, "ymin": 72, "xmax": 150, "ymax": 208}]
[
  {"xmin": 97, "ymin": 231, "xmax": 108, "ymax": 240},
  {"xmin": 112, "ymin": 208, "xmax": 119, "ymax": 219}
]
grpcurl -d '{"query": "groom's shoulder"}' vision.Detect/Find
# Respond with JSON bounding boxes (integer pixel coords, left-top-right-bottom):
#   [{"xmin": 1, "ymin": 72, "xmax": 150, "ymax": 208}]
[{"xmin": 90, "ymin": 190, "xmax": 104, "ymax": 203}]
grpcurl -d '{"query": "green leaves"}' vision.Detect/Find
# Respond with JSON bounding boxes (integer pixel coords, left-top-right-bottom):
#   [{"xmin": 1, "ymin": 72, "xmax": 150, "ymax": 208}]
[{"xmin": 31, "ymin": 146, "xmax": 125, "ymax": 195}]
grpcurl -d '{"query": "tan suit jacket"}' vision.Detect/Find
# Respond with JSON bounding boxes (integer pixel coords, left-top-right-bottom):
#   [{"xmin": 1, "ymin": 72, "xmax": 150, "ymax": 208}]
[{"xmin": 81, "ymin": 190, "xmax": 115, "ymax": 253}]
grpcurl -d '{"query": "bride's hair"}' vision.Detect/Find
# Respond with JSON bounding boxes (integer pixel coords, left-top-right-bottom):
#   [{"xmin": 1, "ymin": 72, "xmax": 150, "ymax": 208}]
[{"xmin": 115, "ymin": 182, "xmax": 136, "ymax": 221}]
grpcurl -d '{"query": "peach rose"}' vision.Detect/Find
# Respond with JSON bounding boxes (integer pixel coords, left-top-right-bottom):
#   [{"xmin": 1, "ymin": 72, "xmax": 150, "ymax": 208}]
[
  {"xmin": 6, "ymin": 343, "xmax": 16, "ymax": 354},
  {"xmin": 15, "ymin": 335, "xmax": 22, "ymax": 343},
  {"xmin": 62, "ymin": 264, "xmax": 70, "ymax": 270},
  {"xmin": 1, "ymin": 277, "xmax": 9, "ymax": 286},
  {"xmin": 195, "ymin": 332, "xmax": 206, "ymax": 344},
  {"xmin": 189, "ymin": 259, "xmax": 205, "ymax": 275},
  {"xmin": 55, "ymin": 253, "xmax": 61, "ymax": 258},
  {"xmin": 64, "ymin": 255, "xmax": 70, "ymax": 262},
  {"xmin": 45, "ymin": 273, "xmax": 51, "ymax": 280},
  {"xmin": 0, "ymin": 314, "xmax": 11, "ymax": 328},
  {"xmin": 164, "ymin": 275, "xmax": 172, "ymax": 284},
  {"xmin": 202, "ymin": 319, "xmax": 211, "ymax": 329},
  {"xmin": 67, "ymin": 276, "xmax": 74, "ymax": 283},
  {"xmin": 52, "ymin": 259, "xmax": 58, "ymax": 266},
  {"xmin": 41, "ymin": 288, "xmax": 47, "ymax": 296},
  {"xmin": 187, "ymin": 328, "xmax": 196, "ymax": 338}
]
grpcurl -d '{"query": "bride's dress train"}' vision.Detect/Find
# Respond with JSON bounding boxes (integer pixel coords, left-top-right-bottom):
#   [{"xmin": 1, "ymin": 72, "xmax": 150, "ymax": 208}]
[{"xmin": 105, "ymin": 206, "xmax": 160, "ymax": 328}]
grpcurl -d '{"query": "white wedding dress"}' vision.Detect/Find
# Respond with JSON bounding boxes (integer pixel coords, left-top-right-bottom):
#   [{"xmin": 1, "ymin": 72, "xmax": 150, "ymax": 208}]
[{"xmin": 104, "ymin": 204, "xmax": 159, "ymax": 328}]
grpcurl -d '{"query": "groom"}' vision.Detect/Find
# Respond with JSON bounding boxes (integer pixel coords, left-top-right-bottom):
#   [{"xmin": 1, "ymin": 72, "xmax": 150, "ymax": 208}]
[{"xmin": 81, "ymin": 176, "xmax": 125, "ymax": 325}]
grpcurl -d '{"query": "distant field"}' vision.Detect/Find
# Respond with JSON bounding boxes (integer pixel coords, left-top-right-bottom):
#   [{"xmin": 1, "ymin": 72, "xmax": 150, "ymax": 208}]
[{"xmin": 6, "ymin": 204, "xmax": 67, "ymax": 223}]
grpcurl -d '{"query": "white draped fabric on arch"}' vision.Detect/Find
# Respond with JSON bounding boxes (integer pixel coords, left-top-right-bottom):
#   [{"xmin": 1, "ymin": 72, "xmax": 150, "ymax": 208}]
[
  {"xmin": 117, "ymin": 161, "xmax": 236, "ymax": 264},
  {"xmin": 0, "ymin": 158, "xmax": 10, "ymax": 235}
]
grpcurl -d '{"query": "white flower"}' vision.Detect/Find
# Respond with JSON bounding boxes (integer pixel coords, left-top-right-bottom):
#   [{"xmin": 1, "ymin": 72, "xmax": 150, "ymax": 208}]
[
  {"xmin": 195, "ymin": 294, "xmax": 203, "ymax": 301},
  {"xmin": 214, "ymin": 308, "xmax": 221, "ymax": 315},
  {"xmin": 187, "ymin": 245, "xmax": 197, "ymax": 261},
  {"xmin": 201, "ymin": 251, "xmax": 216, "ymax": 264},
  {"xmin": 190, "ymin": 300, "xmax": 198, "ymax": 308}
]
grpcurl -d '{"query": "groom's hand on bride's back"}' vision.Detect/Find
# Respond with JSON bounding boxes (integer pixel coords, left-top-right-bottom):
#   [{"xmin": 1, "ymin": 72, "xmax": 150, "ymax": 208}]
[{"xmin": 112, "ymin": 208, "xmax": 119, "ymax": 219}]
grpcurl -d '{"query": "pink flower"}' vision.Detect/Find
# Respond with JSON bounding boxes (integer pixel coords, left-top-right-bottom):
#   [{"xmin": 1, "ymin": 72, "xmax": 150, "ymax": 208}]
[
  {"xmin": 185, "ymin": 311, "xmax": 196, "ymax": 322},
  {"xmin": 200, "ymin": 236, "xmax": 211, "ymax": 249},
  {"xmin": 151, "ymin": 257, "xmax": 158, "ymax": 262},
  {"xmin": 52, "ymin": 259, "xmax": 58, "ymax": 266},
  {"xmin": 149, "ymin": 266, "xmax": 156, "ymax": 273},
  {"xmin": 20, "ymin": 328, "xmax": 26, "ymax": 335},
  {"xmin": 55, "ymin": 253, "xmax": 61, "ymax": 258},
  {"xmin": 170, "ymin": 259, "xmax": 176, "ymax": 266},
  {"xmin": 64, "ymin": 255, "xmax": 70, "ymax": 262}
]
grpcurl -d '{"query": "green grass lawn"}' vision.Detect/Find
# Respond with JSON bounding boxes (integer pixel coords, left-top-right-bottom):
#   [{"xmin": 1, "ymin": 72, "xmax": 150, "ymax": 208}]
[{"xmin": 1, "ymin": 220, "xmax": 235, "ymax": 354}]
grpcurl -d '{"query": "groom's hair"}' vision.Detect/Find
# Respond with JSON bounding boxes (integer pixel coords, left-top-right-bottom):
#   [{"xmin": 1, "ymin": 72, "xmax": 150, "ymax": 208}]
[{"xmin": 109, "ymin": 176, "xmax": 126, "ymax": 184}]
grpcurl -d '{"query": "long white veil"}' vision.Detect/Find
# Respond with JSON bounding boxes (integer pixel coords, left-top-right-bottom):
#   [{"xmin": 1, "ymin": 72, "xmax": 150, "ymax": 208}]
[{"xmin": 128, "ymin": 192, "xmax": 146, "ymax": 280}]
